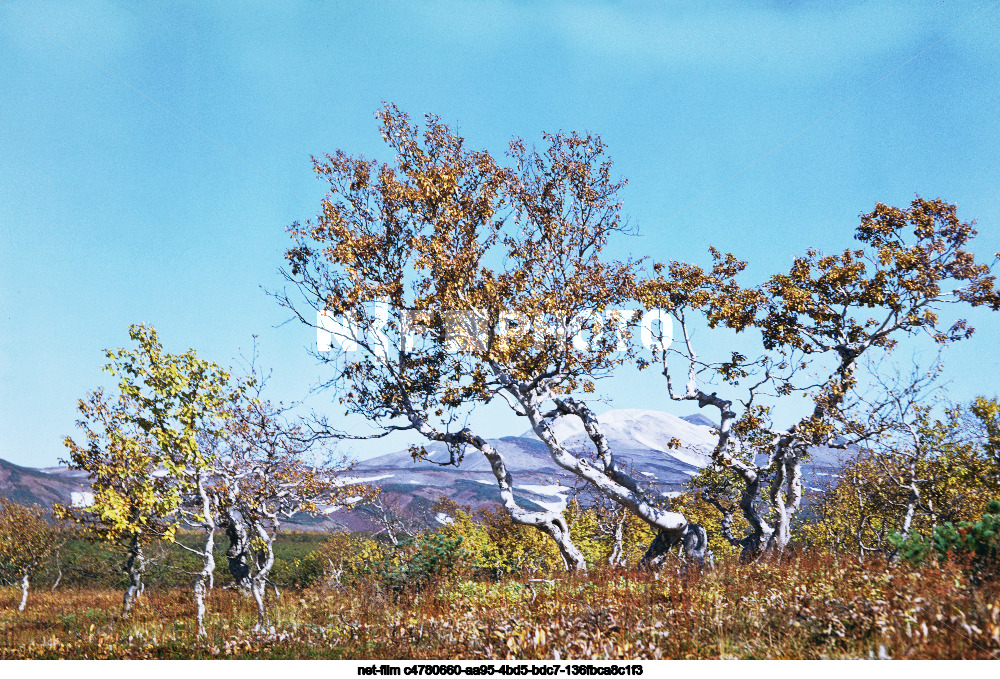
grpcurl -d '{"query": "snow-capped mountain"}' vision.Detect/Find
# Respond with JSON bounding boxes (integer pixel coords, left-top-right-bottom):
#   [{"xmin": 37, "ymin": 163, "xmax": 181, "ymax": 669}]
[
  {"xmin": 347, "ymin": 408, "xmax": 852, "ymax": 525},
  {"xmin": 0, "ymin": 409, "xmax": 852, "ymax": 531},
  {"xmin": 347, "ymin": 409, "xmax": 722, "ymax": 523},
  {"xmin": 532, "ymin": 408, "xmax": 717, "ymax": 474}
]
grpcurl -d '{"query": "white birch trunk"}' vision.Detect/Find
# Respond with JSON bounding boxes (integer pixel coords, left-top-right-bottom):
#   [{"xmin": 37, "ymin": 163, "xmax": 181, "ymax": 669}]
[
  {"xmin": 250, "ymin": 520, "xmax": 277, "ymax": 631},
  {"xmin": 526, "ymin": 400, "xmax": 689, "ymax": 540},
  {"xmin": 193, "ymin": 473, "xmax": 216, "ymax": 637},
  {"xmin": 408, "ymin": 412, "xmax": 587, "ymax": 571},
  {"xmin": 122, "ymin": 536, "xmax": 145, "ymax": 617},
  {"xmin": 18, "ymin": 570, "xmax": 30, "ymax": 612}
]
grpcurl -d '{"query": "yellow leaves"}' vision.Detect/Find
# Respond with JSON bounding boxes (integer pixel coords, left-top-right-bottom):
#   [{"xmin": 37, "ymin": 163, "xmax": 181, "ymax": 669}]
[
  {"xmin": 0, "ymin": 498, "xmax": 61, "ymax": 571},
  {"xmin": 64, "ymin": 325, "xmax": 250, "ymax": 551}
]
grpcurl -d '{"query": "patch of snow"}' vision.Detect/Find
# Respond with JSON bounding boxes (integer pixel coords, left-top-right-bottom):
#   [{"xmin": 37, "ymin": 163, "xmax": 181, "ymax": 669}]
[
  {"xmin": 435, "ymin": 512, "xmax": 454, "ymax": 525},
  {"xmin": 533, "ymin": 497, "xmax": 568, "ymax": 513},
  {"xmin": 515, "ymin": 483, "xmax": 570, "ymax": 513},
  {"xmin": 334, "ymin": 473, "xmax": 395, "ymax": 486},
  {"xmin": 516, "ymin": 483, "xmax": 570, "ymax": 496},
  {"xmin": 71, "ymin": 491, "xmax": 94, "ymax": 508},
  {"xmin": 525, "ymin": 408, "xmax": 720, "ymax": 469},
  {"xmin": 544, "ymin": 416, "xmax": 587, "ymax": 442}
]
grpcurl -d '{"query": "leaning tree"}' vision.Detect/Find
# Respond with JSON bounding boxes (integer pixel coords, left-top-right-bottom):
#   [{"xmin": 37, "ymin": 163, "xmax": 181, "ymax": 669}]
[
  {"xmin": 280, "ymin": 105, "xmax": 706, "ymax": 570},
  {"xmin": 642, "ymin": 197, "xmax": 1000, "ymax": 559}
]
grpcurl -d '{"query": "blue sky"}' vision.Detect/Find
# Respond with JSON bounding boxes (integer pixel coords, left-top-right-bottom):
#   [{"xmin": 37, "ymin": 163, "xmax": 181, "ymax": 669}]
[{"xmin": 2, "ymin": 1, "xmax": 999, "ymax": 467}]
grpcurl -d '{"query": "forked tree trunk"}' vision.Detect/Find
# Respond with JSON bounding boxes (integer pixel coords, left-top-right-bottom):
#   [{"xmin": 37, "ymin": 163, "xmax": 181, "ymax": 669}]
[
  {"xmin": 768, "ymin": 443, "xmax": 803, "ymax": 554},
  {"xmin": 740, "ymin": 476, "xmax": 777, "ymax": 561}
]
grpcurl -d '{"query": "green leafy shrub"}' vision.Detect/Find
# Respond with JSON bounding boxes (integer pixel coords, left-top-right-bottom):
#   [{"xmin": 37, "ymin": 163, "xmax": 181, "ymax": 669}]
[{"xmin": 890, "ymin": 500, "xmax": 1000, "ymax": 579}]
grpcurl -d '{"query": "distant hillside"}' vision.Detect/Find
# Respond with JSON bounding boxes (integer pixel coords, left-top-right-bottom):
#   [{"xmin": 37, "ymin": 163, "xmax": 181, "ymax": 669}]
[
  {"xmin": 348, "ymin": 408, "xmax": 852, "ymax": 524},
  {"xmin": 2, "ymin": 409, "xmax": 852, "ymax": 529},
  {"xmin": 0, "ymin": 458, "xmax": 92, "ymax": 508}
]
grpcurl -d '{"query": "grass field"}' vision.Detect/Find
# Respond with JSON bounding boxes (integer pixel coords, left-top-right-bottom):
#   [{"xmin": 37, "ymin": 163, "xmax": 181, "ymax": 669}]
[{"xmin": 2, "ymin": 551, "xmax": 998, "ymax": 659}]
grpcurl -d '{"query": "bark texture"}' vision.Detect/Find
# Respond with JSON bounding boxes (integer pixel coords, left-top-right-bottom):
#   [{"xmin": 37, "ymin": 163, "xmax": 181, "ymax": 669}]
[{"xmin": 122, "ymin": 536, "xmax": 146, "ymax": 617}]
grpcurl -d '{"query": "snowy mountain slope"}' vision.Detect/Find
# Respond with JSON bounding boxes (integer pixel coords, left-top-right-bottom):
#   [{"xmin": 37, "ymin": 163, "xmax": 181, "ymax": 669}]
[
  {"xmin": 530, "ymin": 408, "xmax": 717, "ymax": 469},
  {"xmin": 1, "ymin": 409, "xmax": 852, "ymax": 529},
  {"xmin": 353, "ymin": 408, "xmax": 852, "ymax": 518},
  {"xmin": 352, "ymin": 409, "xmax": 724, "ymax": 515},
  {"xmin": 357, "ymin": 409, "xmax": 716, "ymax": 482}
]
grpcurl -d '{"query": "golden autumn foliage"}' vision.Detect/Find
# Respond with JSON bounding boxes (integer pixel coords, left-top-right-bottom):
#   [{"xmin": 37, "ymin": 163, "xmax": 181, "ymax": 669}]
[
  {"xmin": 642, "ymin": 197, "xmax": 1000, "ymax": 557},
  {"xmin": 0, "ymin": 498, "xmax": 64, "ymax": 611},
  {"xmin": 804, "ymin": 397, "xmax": 1000, "ymax": 559}
]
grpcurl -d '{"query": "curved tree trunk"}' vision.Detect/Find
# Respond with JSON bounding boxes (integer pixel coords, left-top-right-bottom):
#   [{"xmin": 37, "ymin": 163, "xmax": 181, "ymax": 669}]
[
  {"xmin": 222, "ymin": 506, "xmax": 252, "ymax": 593},
  {"xmin": 528, "ymin": 396, "xmax": 702, "ymax": 566},
  {"xmin": 477, "ymin": 436, "xmax": 587, "ymax": 571},
  {"xmin": 250, "ymin": 520, "xmax": 278, "ymax": 631},
  {"xmin": 408, "ymin": 414, "xmax": 588, "ymax": 572}
]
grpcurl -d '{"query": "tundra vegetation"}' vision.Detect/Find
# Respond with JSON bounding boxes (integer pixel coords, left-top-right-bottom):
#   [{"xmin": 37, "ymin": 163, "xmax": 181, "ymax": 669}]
[{"xmin": 2, "ymin": 108, "xmax": 1000, "ymax": 658}]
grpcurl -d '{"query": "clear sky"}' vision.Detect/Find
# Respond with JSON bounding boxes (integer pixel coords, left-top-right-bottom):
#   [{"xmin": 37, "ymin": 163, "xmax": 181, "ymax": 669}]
[{"xmin": 2, "ymin": 1, "xmax": 999, "ymax": 468}]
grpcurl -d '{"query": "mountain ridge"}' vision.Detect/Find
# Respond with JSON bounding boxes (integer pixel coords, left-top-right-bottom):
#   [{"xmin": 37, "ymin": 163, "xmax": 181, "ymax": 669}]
[{"xmin": 2, "ymin": 409, "xmax": 851, "ymax": 529}]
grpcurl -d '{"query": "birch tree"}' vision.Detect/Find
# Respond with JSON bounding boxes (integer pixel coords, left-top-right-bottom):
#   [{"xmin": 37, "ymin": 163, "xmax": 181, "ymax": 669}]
[
  {"xmin": 280, "ymin": 105, "xmax": 589, "ymax": 570},
  {"xmin": 207, "ymin": 394, "xmax": 365, "ymax": 630},
  {"xmin": 280, "ymin": 105, "xmax": 708, "ymax": 571},
  {"xmin": 0, "ymin": 498, "xmax": 63, "ymax": 612},
  {"xmin": 806, "ymin": 385, "xmax": 1000, "ymax": 560},
  {"xmin": 644, "ymin": 197, "xmax": 1000, "ymax": 558},
  {"xmin": 60, "ymin": 388, "xmax": 175, "ymax": 616},
  {"xmin": 99, "ymin": 324, "xmax": 244, "ymax": 635}
]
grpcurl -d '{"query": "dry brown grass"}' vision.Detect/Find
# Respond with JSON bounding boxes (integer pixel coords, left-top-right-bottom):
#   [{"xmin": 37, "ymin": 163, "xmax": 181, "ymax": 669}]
[{"xmin": 1, "ymin": 551, "xmax": 998, "ymax": 659}]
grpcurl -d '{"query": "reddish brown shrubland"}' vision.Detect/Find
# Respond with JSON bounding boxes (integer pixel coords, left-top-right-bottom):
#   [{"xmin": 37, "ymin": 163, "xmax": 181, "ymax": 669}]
[{"xmin": 1, "ymin": 551, "xmax": 997, "ymax": 659}]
